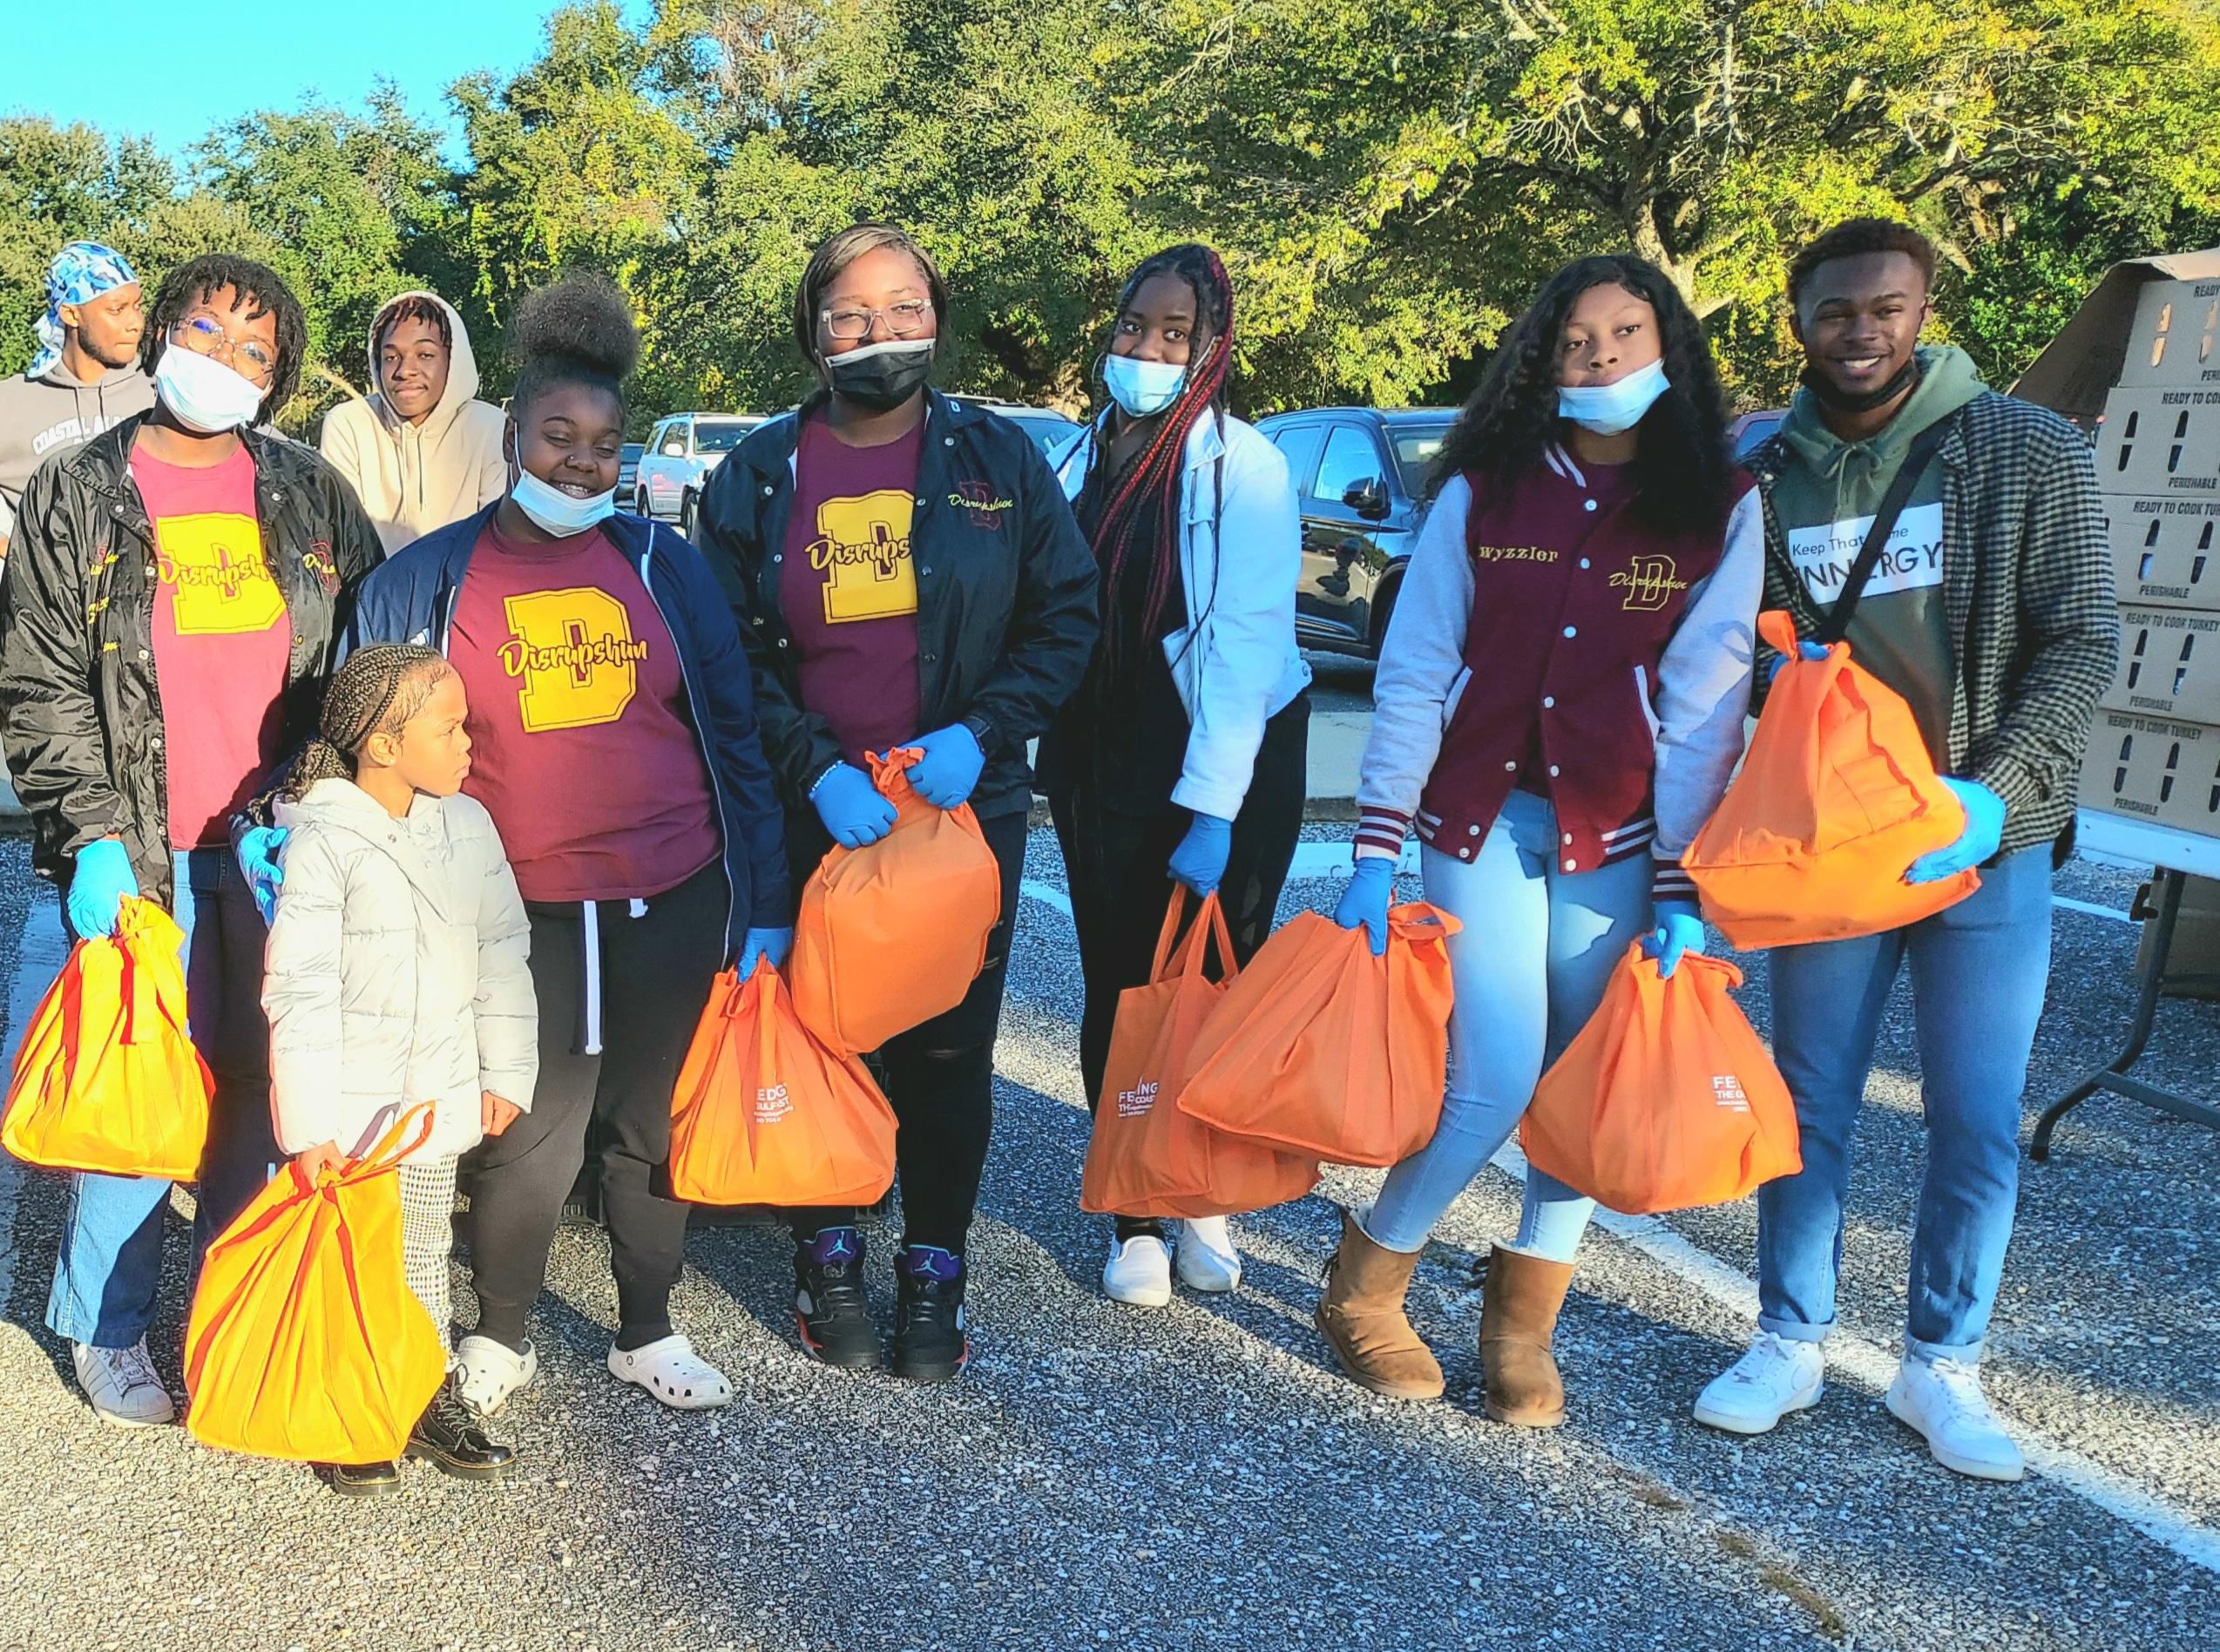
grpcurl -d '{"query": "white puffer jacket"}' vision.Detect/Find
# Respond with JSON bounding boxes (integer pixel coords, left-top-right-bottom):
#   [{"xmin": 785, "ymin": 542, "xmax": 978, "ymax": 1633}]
[{"xmin": 262, "ymin": 779, "xmax": 538, "ymax": 1160}]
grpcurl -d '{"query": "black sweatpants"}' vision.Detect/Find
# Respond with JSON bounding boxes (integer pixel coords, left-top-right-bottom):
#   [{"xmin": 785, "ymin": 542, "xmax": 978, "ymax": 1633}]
[
  {"xmin": 470, "ymin": 859, "xmax": 727, "ymax": 1351},
  {"xmin": 785, "ymin": 807, "xmax": 1029, "ymax": 1256},
  {"xmin": 1051, "ymin": 691, "xmax": 1310, "ymax": 1116}
]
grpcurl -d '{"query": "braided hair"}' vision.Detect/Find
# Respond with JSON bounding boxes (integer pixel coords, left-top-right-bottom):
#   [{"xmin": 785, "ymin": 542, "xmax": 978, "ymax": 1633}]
[
  {"xmin": 276, "ymin": 645, "xmax": 454, "ymax": 804},
  {"xmin": 1089, "ymin": 243, "xmax": 1235, "ymax": 668}
]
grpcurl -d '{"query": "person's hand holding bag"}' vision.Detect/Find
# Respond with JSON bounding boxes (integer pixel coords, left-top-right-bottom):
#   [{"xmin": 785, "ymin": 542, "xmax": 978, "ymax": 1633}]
[
  {"xmin": 1333, "ymin": 858, "xmax": 1394, "ymax": 957},
  {"xmin": 235, "ymin": 825, "xmax": 288, "ymax": 924},
  {"xmin": 1766, "ymin": 640, "xmax": 1830, "ymax": 684},
  {"xmin": 1168, "ymin": 813, "xmax": 1233, "ymax": 896},
  {"xmin": 66, "ymin": 839, "xmax": 138, "ymax": 939},
  {"xmin": 810, "ymin": 762, "xmax": 898, "ymax": 849},
  {"xmin": 905, "ymin": 724, "xmax": 985, "ymax": 809},
  {"xmin": 737, "ymin": 925, "xmax": 794, "ymax": 980},
  {"xmin": 1641, "ymin": 899, "xmax": 1706, "ymax": 978},
  {"xmin": 1903, "ymin": 778, "xmax": 2005, "ymax": 884}
]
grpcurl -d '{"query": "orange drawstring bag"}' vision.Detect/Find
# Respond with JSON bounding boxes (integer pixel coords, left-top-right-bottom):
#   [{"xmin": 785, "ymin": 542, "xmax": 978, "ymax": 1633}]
[
  {"xmin": 1080, "ymin": 892, "xmax": 1320, "ymax": 1219},
  {"xmin": 670, "ymin": 963, "xmax": 899, "ymax": 1207},
  {"xmin": 183, "ymin": 1107, "xmax": 446, "ymax": 1466},
  {"xmin": 2, "ymin": 896, "xmax": 211, "ymax": 1180},
  {"xmin": 1178, "ymin": 904, "xmax": 1461, "ymax": 1168},
  {"xmin": 1521, "ymin": 942, "xmax": 1802, "ymax": 1215},
  {"xmin": 1682, "ymin": 611, "xmax": 1980, "ymax": 948},
  {"xmin": 789, "ymin": 748, "xmax": 1003, "ymax": 1053}
]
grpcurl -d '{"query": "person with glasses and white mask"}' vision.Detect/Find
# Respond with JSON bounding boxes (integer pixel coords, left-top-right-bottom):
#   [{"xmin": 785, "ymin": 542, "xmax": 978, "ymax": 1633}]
[
  {"xmin": 696, "ymin": 221, "xmax": 1097, "ymax": 1382},
  {"xmin": 0, "ymin": 254, "xmax": 384, "ymax": 1429}
]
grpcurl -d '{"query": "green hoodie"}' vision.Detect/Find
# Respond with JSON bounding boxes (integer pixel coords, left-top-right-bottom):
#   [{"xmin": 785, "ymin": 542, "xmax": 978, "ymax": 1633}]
[{"xmin": 1769, "ymin": 345, "xmax": 1987, "ymax": 765}]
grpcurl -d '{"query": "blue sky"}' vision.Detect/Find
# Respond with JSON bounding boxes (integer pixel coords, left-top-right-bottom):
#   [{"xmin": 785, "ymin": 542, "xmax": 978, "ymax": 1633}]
[{"xmin": 0, "ymin": 0, "xmax": 593, "ymax": 159}]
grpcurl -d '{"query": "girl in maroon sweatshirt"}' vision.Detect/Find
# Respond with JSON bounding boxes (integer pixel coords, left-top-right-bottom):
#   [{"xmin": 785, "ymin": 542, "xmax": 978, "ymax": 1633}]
[{"xmin": 1316, "ymin": 256, "xmax": 1762, "ymax": 1424}]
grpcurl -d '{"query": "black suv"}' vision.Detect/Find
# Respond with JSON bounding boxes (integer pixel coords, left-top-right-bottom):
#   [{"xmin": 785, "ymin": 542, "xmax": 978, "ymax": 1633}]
[{"xmin": 1255, "ymin": 406, "xmax": 1455, "ymax": 659}]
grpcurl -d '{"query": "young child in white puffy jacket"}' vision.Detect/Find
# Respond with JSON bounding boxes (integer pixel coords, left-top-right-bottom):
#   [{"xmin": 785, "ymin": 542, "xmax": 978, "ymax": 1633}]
[{"xmin": 260, "ymin": 641, "xmax": 538, "ymax": 1497}]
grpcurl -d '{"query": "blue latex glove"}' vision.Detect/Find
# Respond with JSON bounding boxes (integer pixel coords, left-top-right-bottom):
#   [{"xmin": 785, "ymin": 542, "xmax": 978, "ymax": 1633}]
[
  {"xmin": 1904, "ymin": 777, "xmax": 2006, "ymax": 884},
  {"xmin": 905, "ymin": 724, "xmax": 985, "ymax": 809},
  {"xmin": 1168, "ymin": 812, "xmax": 1234, "ymax": 896},
  {"xmin": 67, "ymin": 838, "xmax": 138, "ymax": 940},
  {"xmin": 811, "ymin": 762, "xmax": 898, "ymax": 849},
  {"xmin": 737, "ymin": 925, "xmax": 794, "ymax": 981},
  {"xmin": 236, "ymin": 824, "xmax": 288, "ymax": 925},
  {"xmin": 1334, "ymin": 857, "xmax": 1395, "ymax": 958},
  {"xmin": 1766, "ymin": 639, "xmax": 1831, "ymax": 684},
  {"xmin": 1640, "ymin": 898, "xmax": 1707, "ymax": 979}
]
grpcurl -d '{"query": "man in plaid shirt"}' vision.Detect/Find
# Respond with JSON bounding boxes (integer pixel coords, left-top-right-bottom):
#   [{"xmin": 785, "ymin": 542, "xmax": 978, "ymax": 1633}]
[{"xmin": 1692, "ymin": 220, "xmax": 2117, "ymax": 1481}]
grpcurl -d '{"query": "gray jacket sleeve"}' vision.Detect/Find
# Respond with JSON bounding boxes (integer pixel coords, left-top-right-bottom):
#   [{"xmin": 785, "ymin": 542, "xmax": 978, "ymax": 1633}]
[{"xmin": 466, "ymin": 800, "xmax": 538, "ymax": 1110}]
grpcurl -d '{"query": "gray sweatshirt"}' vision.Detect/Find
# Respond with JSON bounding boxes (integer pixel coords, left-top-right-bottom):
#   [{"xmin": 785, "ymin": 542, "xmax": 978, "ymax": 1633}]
[{"xmin": 0, "ymin": 360, "xmax": 159, "ymax": 542}]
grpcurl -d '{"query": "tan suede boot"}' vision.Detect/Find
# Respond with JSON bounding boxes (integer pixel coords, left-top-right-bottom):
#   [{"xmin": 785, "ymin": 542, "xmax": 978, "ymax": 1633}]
[
  {"xmin": 1314, "ymin": 1210, "xmax": 1445, "ymax": 1401},
  {"xmin": 1479, "ymin": 1246, "xmax": 1574, "ymax": 1427}
]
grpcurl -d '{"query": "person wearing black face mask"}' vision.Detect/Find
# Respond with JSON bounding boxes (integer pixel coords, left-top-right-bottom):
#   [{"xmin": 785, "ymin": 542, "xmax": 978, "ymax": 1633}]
[{"xmin": 694, "ymin": 221, "xmax": 1098, "ymax": 1383}]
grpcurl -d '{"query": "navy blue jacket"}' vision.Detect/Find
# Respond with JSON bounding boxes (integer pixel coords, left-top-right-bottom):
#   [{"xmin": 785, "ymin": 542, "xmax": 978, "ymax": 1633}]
[{"xmin": 344, "ymin": 504, "xmax": 791, "ymax": 949}]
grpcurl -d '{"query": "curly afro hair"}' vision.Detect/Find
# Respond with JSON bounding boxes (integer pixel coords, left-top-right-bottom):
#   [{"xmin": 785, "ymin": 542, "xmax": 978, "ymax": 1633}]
[
  {"xmin": 507, "ymin": 272, "xmax": 640, "ymax": 419},
  {"xmin": 1430, "ymin": 254, "xmax": 1733, "ymax": 538},
  {"xmin": 1787, "ymin": 218, "xmax": 1939, "ymax": 311}
]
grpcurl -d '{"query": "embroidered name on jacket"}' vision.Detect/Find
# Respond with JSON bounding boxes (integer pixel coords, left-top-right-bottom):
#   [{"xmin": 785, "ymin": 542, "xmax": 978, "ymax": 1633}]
[
  {"xmin": 1472, "ymin": 544, "xmax": 1558, "ymax": 563},
  {"xmin": 497, "ymin": 586, "xmax": 646, "ymax": 731},
  {"xmin": 804, "ymin": 486, "xmax": 920, "ymax": 622},
  {"xmin": 1610, "ymin": 555, "xmax": 1689, "ymax": 612}
]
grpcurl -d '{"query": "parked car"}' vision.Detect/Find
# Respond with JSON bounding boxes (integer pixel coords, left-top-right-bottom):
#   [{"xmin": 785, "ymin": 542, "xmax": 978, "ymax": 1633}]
[
  {"xmin": 952, "ymin": 396, "xmax": 1084, "ymax": 457},
  {"xmin": 617, "ymin": 442, "xmax": 645, "ymax": 506},
  {"xmin": 1254, "ymin": 406, "xmax": 1455, "ymax": 660},
  {"xmin": 635, "ymin": 413, "xmax": 763, "ymax": 536},
  {"xmin": 1729, "ymin": 409, "xmax": 1785, "ymax": 458}
]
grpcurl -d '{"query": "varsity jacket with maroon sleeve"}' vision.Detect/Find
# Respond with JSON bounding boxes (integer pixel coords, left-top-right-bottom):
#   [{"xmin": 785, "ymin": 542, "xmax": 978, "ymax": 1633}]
[{"xmin": 1354, "ymin": 447, "xmax": 1763, "ymax": 899}]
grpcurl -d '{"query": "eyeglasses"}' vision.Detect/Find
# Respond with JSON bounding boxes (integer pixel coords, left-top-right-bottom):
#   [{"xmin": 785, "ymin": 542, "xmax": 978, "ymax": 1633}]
[
  {"xmin": 171, "ymin": 315, "xmax": 277, "ymax": 388},
  {"xmin": 820, "ymin": 300, "xmax": 932, "ymax": 342}
]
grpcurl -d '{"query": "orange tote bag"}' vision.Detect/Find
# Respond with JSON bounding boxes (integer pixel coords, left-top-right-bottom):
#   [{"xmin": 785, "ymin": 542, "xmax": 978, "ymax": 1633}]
[
  {"xmin": 2, "ymin": 896, "xmax": 211, "ymax": 1180},
  {"xmin": 670, "ymin": 963, "xmax": 899, "ymax": 1208},
  {"xmin": 183, "ymin": 1108, "xmax": 447, "ymax": 1466},
  {"xmin": 789, "ymin": 748, "xmax": 1003, "ymax": 1053},
  {"xmin": 1178, "ymin": 904, "xmax": 1460, "ymax": 1168},
  {"xmin": 1080, "ymin": 893, "xmax": 1320, "ymax": 1220},
  {"xmin": 1682, "ymin": 611, "xmax": 1979, "ymax": 949},
  {"xmin": 1521, "ymin": 943, "xmax": 1802, "ymax": 1215}
]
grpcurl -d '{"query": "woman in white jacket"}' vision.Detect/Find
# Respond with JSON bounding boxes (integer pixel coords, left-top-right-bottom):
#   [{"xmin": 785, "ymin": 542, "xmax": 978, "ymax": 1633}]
[
  {"xmin": 261, "ymin": 642, "xmax": 538, "ymax": 1496},
  {"xmin": 1042, "ymin": 243, "xmax": 1310, "ymax": 1307}
]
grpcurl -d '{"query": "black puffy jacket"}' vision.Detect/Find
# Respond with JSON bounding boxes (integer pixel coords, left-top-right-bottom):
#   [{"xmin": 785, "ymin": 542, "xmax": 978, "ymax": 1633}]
[
  {"xmin": 0, "ymin": 415, "xmax": 384, "ymax": 906},
  {"xmin": 694, "ymin": 389, "xmax": 1099, "ymax": 821}
]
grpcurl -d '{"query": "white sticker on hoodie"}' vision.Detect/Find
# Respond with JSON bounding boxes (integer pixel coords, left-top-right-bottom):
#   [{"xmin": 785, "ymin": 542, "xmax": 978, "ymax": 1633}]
[{"xmin": 1783, "ymin": 500, "xmax": 1945, "ymax": 604}]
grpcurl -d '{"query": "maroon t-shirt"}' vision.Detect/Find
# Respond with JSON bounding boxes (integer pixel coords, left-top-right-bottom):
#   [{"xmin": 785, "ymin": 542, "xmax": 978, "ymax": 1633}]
[
  {"xmin": 446, "ymin": 516, "xmax": 721, "ymax": 902},
  {"xmin": 780, "ymin": 414, "xmax": 924, "ymax": 763},
  {"xmin": 130, "ymin": 442, "xmax": 294, "ymax": 848}
]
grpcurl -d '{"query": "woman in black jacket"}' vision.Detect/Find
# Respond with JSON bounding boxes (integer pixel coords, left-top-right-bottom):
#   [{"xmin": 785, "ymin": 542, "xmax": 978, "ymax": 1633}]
[{"xmin": 696, "ymin": 222, "xmax": 1098, "ymax": 1383}]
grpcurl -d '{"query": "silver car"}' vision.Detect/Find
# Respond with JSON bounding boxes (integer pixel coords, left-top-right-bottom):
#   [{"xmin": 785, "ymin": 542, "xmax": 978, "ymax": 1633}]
[{"xmin": 634, "ymin": 413, "xmax": 761, "ymax": 537}]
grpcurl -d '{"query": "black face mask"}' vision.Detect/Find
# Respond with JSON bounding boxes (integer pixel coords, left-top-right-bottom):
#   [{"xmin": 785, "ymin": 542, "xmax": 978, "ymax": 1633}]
[
  {"xmin": 1802, "ymin": 355, "xmax": 1921, "ymax": 415},
  {"xmin": 823, "ymin": 337, "xmax": 936, "ymax": 413}
]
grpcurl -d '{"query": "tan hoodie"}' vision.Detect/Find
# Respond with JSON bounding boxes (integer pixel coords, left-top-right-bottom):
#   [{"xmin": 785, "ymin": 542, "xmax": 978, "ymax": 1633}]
[{"xmin": 319, "ymin": 292, "xmax": 509, "ymax": 555}]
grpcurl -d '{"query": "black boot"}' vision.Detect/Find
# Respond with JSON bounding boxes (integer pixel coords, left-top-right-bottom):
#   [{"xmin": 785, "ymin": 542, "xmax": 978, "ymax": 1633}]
[
  {"xmin": 329, "ymin": 1459, "xmax": 401, "ymax": 1497},
  {"xmin": 891, "ymin": 1244, "xmax": 969, "ymax": 1383},
  {"xmin": 794, "ymin": 1226, "xmax": 882, "ymax": 1370},
  {"xmin": 406, "ymin": 1373, "xmax": 515, "ymax": 1482}
]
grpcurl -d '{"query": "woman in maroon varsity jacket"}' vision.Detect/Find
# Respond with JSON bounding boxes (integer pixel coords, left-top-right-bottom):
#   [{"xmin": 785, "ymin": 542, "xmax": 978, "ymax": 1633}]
[{"xmin": 1316, "ymin": 256, "xmax": 1763, "ymax": 1423}]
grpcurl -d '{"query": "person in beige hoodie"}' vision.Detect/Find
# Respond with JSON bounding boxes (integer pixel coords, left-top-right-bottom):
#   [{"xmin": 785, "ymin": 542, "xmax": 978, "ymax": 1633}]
[{"xmin": 321, "ymin": 292, "xmax": 508, "ymax": 554}]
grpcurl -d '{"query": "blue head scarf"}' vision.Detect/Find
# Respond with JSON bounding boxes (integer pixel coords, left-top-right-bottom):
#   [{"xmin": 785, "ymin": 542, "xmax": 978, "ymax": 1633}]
[{"xmin": 30, "ymin": 241, "xmax": 140, "ymax": 380}]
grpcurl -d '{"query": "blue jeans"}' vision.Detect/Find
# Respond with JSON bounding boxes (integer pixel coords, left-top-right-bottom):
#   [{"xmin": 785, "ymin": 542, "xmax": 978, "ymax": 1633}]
[
  {"xmin": 45, "ymin": 847, "xmax": 278, "ymax": 1348},
  {"xmin": 1757, "ymin": 845, "xmax": 2053, "ymax": 1362},
  {"xmin": 1364, "ymin": 790, "xmax": 1652, "ymax": 1259}
]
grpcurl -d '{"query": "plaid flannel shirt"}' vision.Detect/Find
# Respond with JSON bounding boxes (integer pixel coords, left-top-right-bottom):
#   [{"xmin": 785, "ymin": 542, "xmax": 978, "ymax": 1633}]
[{"xmin": 1749, "ymin": 390, "xmax": 2120, "ymax": 859}]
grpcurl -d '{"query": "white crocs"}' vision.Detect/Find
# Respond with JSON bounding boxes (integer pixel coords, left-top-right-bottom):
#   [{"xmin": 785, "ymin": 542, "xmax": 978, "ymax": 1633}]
[
  {"xmin": 455, "ymin": 1335, "xmax": 539, "ymax": 1418},
  {"xmin": 607, "ymin": 1333, "xmax": 733, "ymax": 1410}
]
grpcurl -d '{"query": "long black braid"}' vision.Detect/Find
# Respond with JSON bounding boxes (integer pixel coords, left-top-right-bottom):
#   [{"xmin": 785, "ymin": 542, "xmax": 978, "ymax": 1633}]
[{"xmin": 274, "ymin": 644, "xmax": 453, "ymax": 805}]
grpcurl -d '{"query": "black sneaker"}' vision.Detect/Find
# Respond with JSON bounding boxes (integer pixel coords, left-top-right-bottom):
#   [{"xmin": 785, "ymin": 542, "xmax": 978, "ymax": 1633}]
[
  {"xmin": 891, "ymin": 1244, "xmax": 969, "ymax": 1383},
  {"xmin": 794, "ymin": 1226, "xmax": 883, "ymax": 1370},
  {"xmin": 405, "ymin": 1374, "xmax": 515, "ymax": 1483},
  {"xmin": 329, "ymin": 1459, "xmax": 401, "ymax": 1497}
]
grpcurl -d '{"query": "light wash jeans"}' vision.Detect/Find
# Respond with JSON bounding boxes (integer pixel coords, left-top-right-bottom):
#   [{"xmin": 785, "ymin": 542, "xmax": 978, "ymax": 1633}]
[
  {"xmin": 1364, "ymin": 789, "xmax": 1653, "ymax": 1259},
  {"xmin": 1758, "ymin": 844, "xmax": 2053, "ymax": 1362},
  {"xmin": 44, "ymin": 847, "xmax": 278, "ymax": 1348}
]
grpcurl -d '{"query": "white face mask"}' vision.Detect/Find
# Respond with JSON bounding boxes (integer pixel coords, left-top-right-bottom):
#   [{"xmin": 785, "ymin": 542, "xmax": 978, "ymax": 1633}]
[
  {"xmin": 1104, "ymin": 354, "xmax": 1186, "ymax": 419},
  {"xmin": 511, "ymin": 464, "xmax": 617, "ymax": 537},
  {"xmin": 1556, "ymin": 358, "xmax": 1671, "ymax": 437},
  {"xmin": 152, "ymin": 344, "xmax": 266, "ymax": 434}
]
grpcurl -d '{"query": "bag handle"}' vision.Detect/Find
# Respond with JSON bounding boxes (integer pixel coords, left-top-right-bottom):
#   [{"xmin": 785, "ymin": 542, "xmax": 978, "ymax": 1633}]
[
  {"xmin": 1150, "ymin": 890, "xmax": 1237, "ymax": 988},
  {"xmin": 113, "ymin": 897, "xmax": 188, "ymax": 1049},
  {"xmin": 1809, "ymin": 421, "xmax": 1951, "ymax": 646},
  {"xmin": 336, "ymin": 1102, "xmax": 437, "ymax": 1187}
]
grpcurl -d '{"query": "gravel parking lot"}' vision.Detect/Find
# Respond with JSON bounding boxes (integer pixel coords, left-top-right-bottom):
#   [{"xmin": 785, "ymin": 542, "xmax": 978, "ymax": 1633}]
[{"xmin": 2, "ymin": 829, "xmax": 2217, "ymax": 1651}]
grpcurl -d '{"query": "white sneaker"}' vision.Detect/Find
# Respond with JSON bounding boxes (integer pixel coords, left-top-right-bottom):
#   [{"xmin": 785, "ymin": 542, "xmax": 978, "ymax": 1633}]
[
  {"xmin": 1174, "ymin": 1216, "xmax": 1242, "ymax": 1294},
  {"xmin": 454, "ymin": 1335, "xmax": 539, "ymax": 1418},
  {"xmin": 607, "ymin": 1333, "xmax": 733, "ymax": 1411},
  {"xmin": 1885, "ymin": 1354, "xmax": 2026, "ymax": 1482},
  {"xmin": 1101, "ymin": 1235, "xmax": 1174, "ymax": 1307},
  {"xmin": 1693, "ymin": 1332, "xmax": 1826, "ymax": 1434},
  {"xmin": 71, "ymin": 1338, "xmax": 174, "ymax": 1428}
]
